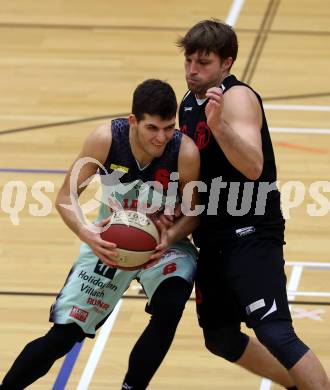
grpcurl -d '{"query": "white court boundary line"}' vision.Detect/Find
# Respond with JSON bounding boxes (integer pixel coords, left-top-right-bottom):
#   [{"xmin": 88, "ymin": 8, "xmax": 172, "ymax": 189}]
[
  {"xmin": 286, "ymin": 262, "xmax": 330, "ymax": 268},
  {"xmin": 264, "ymin": 104, "xmax": 330, "ymax": 112},
  {"xmin": 77, "ymin": 299, "xmax": 123, "ymax": 390},
  {"xmin": 270, "ymin": 127, "xmax": 330, "ymax": 134},
  {"xmin": 226, "ymin": 0, "xmax": 245, "ymax": 26},
  {"xmin": 259, "ymin": 261, "xmax": 329, "ymax": 390}
]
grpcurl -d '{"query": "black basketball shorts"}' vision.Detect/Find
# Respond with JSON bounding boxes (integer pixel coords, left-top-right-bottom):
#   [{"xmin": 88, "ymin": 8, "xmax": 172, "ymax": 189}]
[{"xmin": 195, "ymin": 231, "xmax": 292, "ymax": 329}]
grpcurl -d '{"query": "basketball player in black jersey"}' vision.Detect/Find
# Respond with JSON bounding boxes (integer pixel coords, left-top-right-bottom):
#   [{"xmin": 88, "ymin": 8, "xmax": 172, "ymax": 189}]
[
  {"xmin": 177, "ymin": 20, "xmax": 330, "ymax": 390},
  {"xmin": 0, "ymin": 79, "xmax": 200, "ymax": 389}
]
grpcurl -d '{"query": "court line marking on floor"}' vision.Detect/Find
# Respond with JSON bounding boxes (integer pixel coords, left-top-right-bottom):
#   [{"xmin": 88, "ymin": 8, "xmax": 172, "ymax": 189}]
[
  {"xmin": 76, "ymin": 299, "xmax": 123, "ymax": 389},
  {"xmin": 274, "ymin": 141, "xmax": 328, "ymax": 155},
  {"xmin": 0, "ymin": 168, "xmax": 67, "ymax": 174},
  {"xmin": 53, "ymin": 340, "xmax": 84, "ymax": 390},
  {"xmin": 270, "ymin": 127, "xmax": 330, "ymax": 134},
  {"xmin": 226, "ymin": 0, "xmax": 245, "ymax": 26},
  {"xmin": 264, "ymin": 104, "xmax": 330, "ymax": 111}
]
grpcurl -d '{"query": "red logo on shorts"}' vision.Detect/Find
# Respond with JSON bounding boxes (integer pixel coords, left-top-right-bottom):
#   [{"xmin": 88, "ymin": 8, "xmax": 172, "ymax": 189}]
[
  {"xmin": 163, "ymin": 263, "xmax": 177, "ymax": 275},
  {"xmin": 70, "ymin": 306, "xmax": 89, "ymax": 322}
]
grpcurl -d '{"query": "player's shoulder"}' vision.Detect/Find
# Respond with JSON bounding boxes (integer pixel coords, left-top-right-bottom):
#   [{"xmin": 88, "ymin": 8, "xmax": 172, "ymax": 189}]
[
  {"xmin": 224, "ymin": 84, "xmax": 261, "ymax": 112},
  {"xmin": 86, "ymin": 121, "xmax": 112, "ymax": 144},
  {"xmin": 93, "ymin": 121, "xmax": 112, "ymax": 137},
  {"xmin": 81, "ymin": 121, "xmax": 112, "ymax": 160},
  {"xmin": 224, "ymin": 78, "xmax": 260, "ymax": 101},
  {"xmin": 180, "ymin": 133, "xmax": 200, "ymax": 158}
]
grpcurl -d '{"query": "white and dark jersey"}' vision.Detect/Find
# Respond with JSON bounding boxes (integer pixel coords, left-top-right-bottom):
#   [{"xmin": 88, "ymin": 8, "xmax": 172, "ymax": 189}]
[{"xmin": 179, "ymin": 75, "xmax": 284, "ymax": 243}]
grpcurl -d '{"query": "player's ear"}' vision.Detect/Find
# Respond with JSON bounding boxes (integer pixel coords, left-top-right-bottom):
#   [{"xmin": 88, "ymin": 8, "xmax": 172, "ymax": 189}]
[
  {"xmin": 128, "ymin": 114, "xmax": 137, "ymax": 126},
  {"xmin": 223, "ymin": 56, "xmax": 233, "ymax": 71}
]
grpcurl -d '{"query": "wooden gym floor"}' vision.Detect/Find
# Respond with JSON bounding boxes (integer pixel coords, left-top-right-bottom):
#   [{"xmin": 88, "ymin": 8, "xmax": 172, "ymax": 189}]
[{"xmin": 0, "ymin": 0, "xmax": 329, "ymax": 388}]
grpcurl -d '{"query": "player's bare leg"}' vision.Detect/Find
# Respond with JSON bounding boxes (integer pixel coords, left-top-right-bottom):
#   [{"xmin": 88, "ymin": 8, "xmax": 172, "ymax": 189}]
[
  {"xmin": 288, "ymin": 350, "xmax": 330, "ymax": 390},
  {"xmin": 236, "ymin": 337, "xmax": 295, "ymax": 388}
]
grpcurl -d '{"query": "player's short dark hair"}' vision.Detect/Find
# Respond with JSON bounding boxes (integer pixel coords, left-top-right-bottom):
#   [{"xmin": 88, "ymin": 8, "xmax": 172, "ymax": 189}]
[
  {"xmin": 177, "ymin": 19, "xmax": 238, "ymax": 62},
  {"xmin": 132, "ymin": 79, "xmax": 177, "ymax": 122}
]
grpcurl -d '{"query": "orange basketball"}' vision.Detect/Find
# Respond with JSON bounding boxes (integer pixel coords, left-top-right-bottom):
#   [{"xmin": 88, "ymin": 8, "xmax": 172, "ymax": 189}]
[{"xmin": 101, "ymin": 209, "xmax": 160, "ymax": 270}]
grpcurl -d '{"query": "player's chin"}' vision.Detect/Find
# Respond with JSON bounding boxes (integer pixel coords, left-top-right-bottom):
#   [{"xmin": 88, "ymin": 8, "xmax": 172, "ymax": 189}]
[
  {"xmin": 187, "ymin": 80, "xmax": 201, "ymax": 93},
  {"xmin": 152, "ymin": 147, "xmax": 166, "ymax": 157}
]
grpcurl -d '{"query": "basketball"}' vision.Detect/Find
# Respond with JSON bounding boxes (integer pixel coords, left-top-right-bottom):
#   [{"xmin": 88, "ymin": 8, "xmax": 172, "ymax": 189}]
[{"xmin": 100, "ymin": 209, "xmax": 160, "ymax": 270}]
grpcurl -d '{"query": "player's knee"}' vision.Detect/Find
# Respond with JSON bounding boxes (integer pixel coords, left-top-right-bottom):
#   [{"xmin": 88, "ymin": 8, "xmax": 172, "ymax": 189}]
[
  {"xmin": 45, "ymin": 323, "xmax": 85, "ymax": 357},
  {"xmin": 151, "ymin": 299, "xmax": 185, "ymax": 328},
  {"xmin": 203, "ymin": 327, "xmax": 249, "ymax": 362},
  {"xmin": 147, "ymin": 277, "xmax": 192, "ymax": 325},
  {"xmin": 254, "ymin": 320, "xmax": 309, "ymax": 369}
]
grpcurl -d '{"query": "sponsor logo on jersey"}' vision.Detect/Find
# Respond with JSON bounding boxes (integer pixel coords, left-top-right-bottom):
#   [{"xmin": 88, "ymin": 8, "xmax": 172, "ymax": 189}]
[
  {"xmin": 154, "ymin": 168, "xmax": 170, "ymax": 190},
  {"xmin": 194, "ymin": 121, "xmax": 211, "ymax": 150},
  {"xmin": 184, "ymin": 106, "xmax": 193, "ymax": 111},
  {"xmin": 78, "ymin": 270, "xmax": 118, "ymax": 293},
  {"xmin": 246, "ymin": 299, "xmax": 278, "ymax": 320},
  {"xmin": 162, "ymin": 249, "xmax": 186, "ymax": 262},
  {"xmin": 110, "ymin": 163, "xmax": 129, "ymax": 173},
  {"xmin": 81, "ymin": 284, "xmax": 105, "ymax": 298},
  {"xmin": 87, "ymin": 297, "xmax": 110, "ymax": 311},
  {"xmin": 94, "ymin": 260, "xmax": 117, "ymax": 279},
  {"xmin": 246, "ymin": 298, "xmax": 266, "ymax": 315},
  {"xmin": 70, "ymin": 306, "xmax": 89, "ymax": 322},
  {"xmin": 260, "ymin": 299, "xmax": 277, "ymax": 320},
  {"xmin": 162, "ymin": 262, "xmax": 177, "ymax": 275},
  {"xmin": 235, "ymin": 226, "xmax": 256, "ymax": 237}
]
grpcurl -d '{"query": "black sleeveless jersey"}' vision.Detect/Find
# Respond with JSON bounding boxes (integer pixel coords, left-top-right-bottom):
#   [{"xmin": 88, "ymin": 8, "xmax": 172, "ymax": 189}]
[
  {"xmin": 179, "ymin": 75, "xmax": 284, "ymax": 243},
  {"xmin": 99, "ymin": 118, "xmax": 183, "ymax": 209}
]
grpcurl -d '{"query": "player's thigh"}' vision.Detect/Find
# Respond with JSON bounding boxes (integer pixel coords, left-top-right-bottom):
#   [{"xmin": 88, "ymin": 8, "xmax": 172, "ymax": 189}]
[
  {"xmin": 50, "ymin": 243, "xmax": 136, "ymax": 335},
  {"xmin": 227, "ymin": 236, "xmax": 291, "ymax": 328},
  {"xmin": 138, "ymin": 247, "xmax": 196, "ymax": 303},
  {"xmin": 195, "ymin": 246, "xmax": 242, "ymax": 329}
]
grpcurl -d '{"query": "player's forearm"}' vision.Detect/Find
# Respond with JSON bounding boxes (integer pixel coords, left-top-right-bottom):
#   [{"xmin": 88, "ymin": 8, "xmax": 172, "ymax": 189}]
[
  {"xmin": 211, "ymin": 120, "xmax": 263, "ymax": 180},
  {"xmin": 55, "ymin": 193, "xmax": 88, "ymax": 240},
  {"xmin": 167, "ymin": 215, "xmax": 200, "ymax": 243}
]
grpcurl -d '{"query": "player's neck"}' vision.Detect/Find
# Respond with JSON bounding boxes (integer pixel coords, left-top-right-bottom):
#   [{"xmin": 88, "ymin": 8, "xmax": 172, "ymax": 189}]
[{"xmin": 129, "ymin": 129, "xmax": 153, "ymax": 169}]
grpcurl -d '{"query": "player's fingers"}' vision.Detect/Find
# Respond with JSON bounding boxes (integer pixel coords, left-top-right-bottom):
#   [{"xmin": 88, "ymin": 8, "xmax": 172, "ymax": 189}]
[
  {"xmin": 174, "ymin": 203, "xmax": 182, "ymax": 218},
  {"xmin": 97, "ymin": 245, "xmax": 119, "ymax": 258},
  {"xmin": 155, "ymin": 216, "xmax": 173, "ymax": 230},
  {"xmin": 99, "ymin": 239, "xmax": 117, "ymax": 249},
  {"xmin": 206, "ymin": 86, "xmax": 223, "ymax": 95},
  {"xmin": 99, "ymin": 257, "xmax": 118, "ymax": 268},
  {"xmin": 206, "ymin": 94, "xmax": 222, "ymax": 105},
  {"xmin": 143, "ymin": 258, "xmax": 160, "ymax": 269},
  {"xmin": 94, "ymin": 251, "xmax": 117, "ymax": 267},
  {"xmin": 149, "ymin": 250, "xmax": 164, "ymax": 261},
  {"xmin": 95, "ymin": 217, "xmax": 111, "ymax": 227},
  {"xmin": 152, "ymin": 236, "xmax": 168, "ymax": 256}
]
